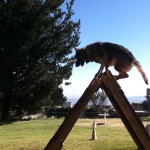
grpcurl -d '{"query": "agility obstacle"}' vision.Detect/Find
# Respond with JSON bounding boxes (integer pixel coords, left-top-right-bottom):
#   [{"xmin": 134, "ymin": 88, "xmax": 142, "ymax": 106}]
[{"xmin": 44, "ymin": 71, "xmax": 150, "ymax": 150}]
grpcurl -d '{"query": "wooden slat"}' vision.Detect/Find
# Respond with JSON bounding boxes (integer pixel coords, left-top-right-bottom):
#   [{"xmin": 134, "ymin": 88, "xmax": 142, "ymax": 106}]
[
  {"xmin": 101, "ymin": 71, "xmax": 150, "ymax": 150},
  {"xmin": 44, "ymin": 78, "xmax": 103, "ymax": 150}
]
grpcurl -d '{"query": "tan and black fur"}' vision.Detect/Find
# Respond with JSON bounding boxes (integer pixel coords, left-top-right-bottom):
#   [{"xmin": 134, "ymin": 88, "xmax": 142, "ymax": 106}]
[{"xmin": 75, "ymin": 42, "xmax": 148, "ymax": 84}]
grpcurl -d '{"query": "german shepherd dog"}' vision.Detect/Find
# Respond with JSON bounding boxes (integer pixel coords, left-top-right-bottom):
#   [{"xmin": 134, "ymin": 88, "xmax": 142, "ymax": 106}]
[{"xmin": 75, "ymin": 42, "xmax": 148, "ymax": 84}]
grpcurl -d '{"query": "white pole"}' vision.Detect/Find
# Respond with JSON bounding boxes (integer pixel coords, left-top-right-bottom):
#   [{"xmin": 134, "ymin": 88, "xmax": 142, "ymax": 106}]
[
  {"xmin": 91, "ymin": 120, "xmax": 97, "ymax": 140},
  {"xmin": 104, "ymin": 113, "xmax": 107, "ymax": 125}
]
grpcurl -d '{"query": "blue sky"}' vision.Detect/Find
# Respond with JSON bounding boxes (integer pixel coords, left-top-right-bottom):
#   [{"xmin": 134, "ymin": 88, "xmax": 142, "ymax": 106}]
[{"xmin": 62, "ymin": 0, "xmax": 150, "ymax": 100}]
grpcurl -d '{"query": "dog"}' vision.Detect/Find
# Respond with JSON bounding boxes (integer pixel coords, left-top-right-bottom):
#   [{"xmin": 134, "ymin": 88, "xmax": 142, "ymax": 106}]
[{"xmin": 75, "ymin": 42, "xmax": 148, "ymax": 84}]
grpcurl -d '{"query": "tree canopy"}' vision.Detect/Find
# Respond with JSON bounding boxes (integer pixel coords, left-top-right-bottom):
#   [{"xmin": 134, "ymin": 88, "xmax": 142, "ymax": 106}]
[
  {"xmin": 0, "ymin": 0, "xmax": 80, "ymax": 121},
  {"xmin": 89, "ymin": 90, "xmax": 108, "ymax": 113}
]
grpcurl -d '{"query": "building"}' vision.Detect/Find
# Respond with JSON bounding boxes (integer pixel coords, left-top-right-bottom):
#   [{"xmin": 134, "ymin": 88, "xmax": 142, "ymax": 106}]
[
  {"xmin": 63, "ymin": 102, "xmax": 73, "ymax": 108},
  {"xmin": 132, "ymin": 103, "xmax": 144, "ymax": 111}
]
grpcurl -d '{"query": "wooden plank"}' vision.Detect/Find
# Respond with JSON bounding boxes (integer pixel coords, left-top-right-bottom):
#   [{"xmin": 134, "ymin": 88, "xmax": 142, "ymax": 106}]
[
  {"xmin": 101, "ymin": 71, "xmax": 150, "ymax": 150},
  {"xmin": 44, "ymin": 77, "xmax": 103, "ymax": 150}
]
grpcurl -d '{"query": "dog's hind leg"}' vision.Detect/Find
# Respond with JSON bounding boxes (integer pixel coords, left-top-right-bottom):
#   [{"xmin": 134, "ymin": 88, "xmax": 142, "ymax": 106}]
[{"xmin": 114, "ymin": 71, "xmax": 129, "ymax": 80}]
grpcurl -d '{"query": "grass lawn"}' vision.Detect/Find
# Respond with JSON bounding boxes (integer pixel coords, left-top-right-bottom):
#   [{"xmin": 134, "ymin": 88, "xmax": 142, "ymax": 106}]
[{"xmin": 0, "ymin": 118, "xmax": 149, "ymax": 150}]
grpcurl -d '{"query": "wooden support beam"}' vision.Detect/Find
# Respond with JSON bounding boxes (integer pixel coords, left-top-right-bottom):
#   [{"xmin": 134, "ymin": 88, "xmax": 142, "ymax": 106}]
[
  {"xmin": 44, "ymin": 76, "xmax": 102, "ymax": 150},
  {"xmin": 101, "ymin": 71, "xmax": 150, "ymax": 150}
]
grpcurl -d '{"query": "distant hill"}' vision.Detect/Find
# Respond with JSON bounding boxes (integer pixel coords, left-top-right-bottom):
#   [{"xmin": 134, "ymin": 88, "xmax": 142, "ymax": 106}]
[
  {"xmin": 128, "ymin": 96, "xmax": 146, "ymax": 104},
  {"xmin": 67, "ymin": 96, "xmax": 147, "ymax": 105}
]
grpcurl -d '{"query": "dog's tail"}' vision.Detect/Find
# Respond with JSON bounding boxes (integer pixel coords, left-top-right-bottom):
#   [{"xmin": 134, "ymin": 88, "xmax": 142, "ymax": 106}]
[{"xmin": 134, "ymin": 60, "xmax": 148, "ymax": 84}]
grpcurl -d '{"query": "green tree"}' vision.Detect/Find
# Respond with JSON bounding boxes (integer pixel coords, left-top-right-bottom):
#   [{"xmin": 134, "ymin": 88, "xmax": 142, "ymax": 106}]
[
  {"xmin": 0, "ymin": 0, "xmax": 80, "ymax": 121},
  {"xmin": 143, "ymin": 100, "xmax": 150, "ymax": 112},
  {"xmin": 89, "ymin": 90, "xmax": 108, "ymax": 113}
]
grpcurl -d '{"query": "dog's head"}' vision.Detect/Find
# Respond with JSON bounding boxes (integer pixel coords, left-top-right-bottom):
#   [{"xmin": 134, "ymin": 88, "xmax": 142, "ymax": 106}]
[{"xmin": 75, "ymin": 47, "xmax": 85, "ymax": 67}]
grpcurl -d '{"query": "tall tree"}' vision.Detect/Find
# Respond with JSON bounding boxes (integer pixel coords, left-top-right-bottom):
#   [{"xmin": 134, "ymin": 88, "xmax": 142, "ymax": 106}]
[{"xmin": 0, "ymin": 0, "xmax": 80, "ymax": 121}]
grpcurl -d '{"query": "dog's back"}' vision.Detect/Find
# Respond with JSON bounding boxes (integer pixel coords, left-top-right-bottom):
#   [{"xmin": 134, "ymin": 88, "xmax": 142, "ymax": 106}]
[{"xmin": 102, "ymin": 42, "xmax": 135, "ymax": 71}]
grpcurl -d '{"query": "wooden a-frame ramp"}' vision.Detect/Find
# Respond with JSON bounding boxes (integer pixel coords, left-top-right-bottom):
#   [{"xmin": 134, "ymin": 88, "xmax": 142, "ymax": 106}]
[{"xmin": 44, "ymin": 71, "xmax": 150, "ymax": 150}]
